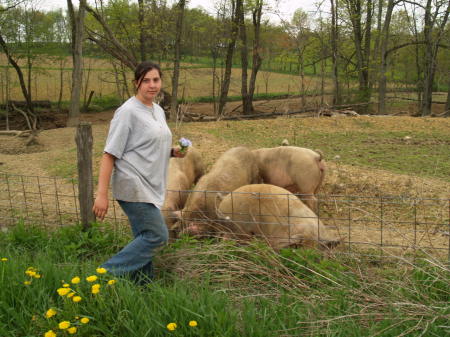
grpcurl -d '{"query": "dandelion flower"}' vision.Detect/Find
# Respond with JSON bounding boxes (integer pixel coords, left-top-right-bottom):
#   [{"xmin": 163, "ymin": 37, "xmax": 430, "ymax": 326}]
[
  {"xmin": 57, "ymin": 288, "xmax": 71, "ymax": 296},
  {"xmin": 72, "ymin": 296, "xmax": 82, "ymax": 303},
  {"xmin": 24, "ymin": 281, "xmax": 32, "ymax": 286},
  {"xmin": 44, "ymin": 330, "xmax": 56, "ymax": 337},
  {"xmin": 80, "ymin": 317, "xmax": 90, "ymax": 324},
  {"xmin": 71, "ymin": 276, "xmax": 80, "ymax": 284},
  {"xmin": 107, "ymin": 279, "xmax": 116, "ymax": 285},
  {"xmin": 67, "ymin": 327, "xmax": 77, "ymax": 334},
  {"xmin": 189, "ymin": 320, "xmax": 198, "ymax": 327},
  {"xmin": 67, "ymin": 292, "xmax": 75, "ymax": 298},
  {"xmin": 166, "ymin": 323, "xmax": 177, "ymax": 331},
  {"xmin": 86, "ymin": 275, "xmax": 98, "ymax": 282},
  {"xmin": 45, "ymin": 308, "xmax": 57, "ymax": 318},
  {"xmin": 62, "ymin": 283, "xmax": 70, "ymax": 288},
  {"xmin": 96, "ymin": 267, "xmax": 107, "ymax": 274},
  {"xmin": 33, "ymin": 274, "xmax": 41, "ymax": 279},
  {"xmin": 91, "ymin": 284, "xmax": 100, "ymax": 294},
  {"xmin": 26, "ymin": 270, "xmax": 37, "ymax": 277},
  {"xmin": 58, "ymin": 321, "xmax": 71, "ymax": 330},
  {"xmin": 1, "ymin": 257, "xmax": 7, "ymax": 262}
]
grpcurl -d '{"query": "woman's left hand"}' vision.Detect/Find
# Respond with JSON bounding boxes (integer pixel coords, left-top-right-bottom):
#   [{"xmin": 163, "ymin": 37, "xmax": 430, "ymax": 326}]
[{"xmin": 172, "ymin": 147, "xmax": 187, "ymax": 158}]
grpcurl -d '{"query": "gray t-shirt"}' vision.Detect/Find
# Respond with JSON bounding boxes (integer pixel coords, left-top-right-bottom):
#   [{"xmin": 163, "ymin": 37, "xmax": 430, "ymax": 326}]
[{"xmin": 104, "ymin": 96, "xmax": 172, "ymax": 208}]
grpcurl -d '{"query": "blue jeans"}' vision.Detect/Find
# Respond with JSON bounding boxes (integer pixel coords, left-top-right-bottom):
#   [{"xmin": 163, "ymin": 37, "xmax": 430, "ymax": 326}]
[{"xmin": 101, "ymin": 201, "xmax": 168, "ymax": 278}]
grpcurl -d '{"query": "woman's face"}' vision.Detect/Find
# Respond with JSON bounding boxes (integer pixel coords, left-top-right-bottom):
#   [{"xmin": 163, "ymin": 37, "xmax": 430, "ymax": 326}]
[{"xmin": 135, "ymin": 68, "xmax": 162, "ymax": 104}]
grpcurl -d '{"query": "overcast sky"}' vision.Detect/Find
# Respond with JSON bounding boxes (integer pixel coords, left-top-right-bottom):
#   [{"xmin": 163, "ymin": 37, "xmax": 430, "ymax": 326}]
[{"xmin": 35, "ymin": 0, "xmax": 320, "ymax": 24}]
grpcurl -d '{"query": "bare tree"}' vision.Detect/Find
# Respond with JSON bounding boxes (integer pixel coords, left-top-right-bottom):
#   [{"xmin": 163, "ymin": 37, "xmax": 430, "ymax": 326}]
[
  {"xmin": 445, "ymin": 75, "xmax": 450, "ymax": 116},
  {"xmin": 330, "ymin": 0, "xmax": 341, "ymax": 105},
  {"xmin": 67, "ymin": 0, "xmax": 87, "ymax": 127},
  {"xmin": 378, "ymin": 0, "xmax": 398, "ymax": 114},
  {"xmin": 237, "ymin": 0, "xmax": 251, "ymax": 113},
  {"xmin": 237, "ymin": 0, "xmax": 264, "ymax": 115},
  {"xmin": 420, "ymin": 0, "xmax": 449, "ymax": 116},
  {"xmin": 247, "ymin": 0, "xmax": 264, "ymax": 110},
  {"xmin": 170, "ymin": 0, "xmax": 186, "ymax": 121},
  {"xmin": 138, "ymin": 0, "xmax": 146, "ymax": 62},
  {"xmin": 84, "ymin": 4, "xmax": 137, "ymax": 70},
  {"xmin": 343, "ymin": 0, "xmax": 374, "ymax": 104},
  {"xmin": 218, "ymin": 0, "xmax": 239, "ymax": 116}
]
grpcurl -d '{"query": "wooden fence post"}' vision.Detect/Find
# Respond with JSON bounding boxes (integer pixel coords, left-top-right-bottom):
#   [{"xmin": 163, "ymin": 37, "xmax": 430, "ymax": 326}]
[{"xmin": 75, "ymin": 122, "xmax": 95, "ymax": 230}]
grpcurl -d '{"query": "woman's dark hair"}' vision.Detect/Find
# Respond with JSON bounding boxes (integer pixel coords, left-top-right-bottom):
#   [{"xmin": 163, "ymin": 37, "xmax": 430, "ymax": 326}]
[{"xmin": 134, "ymin": 61, "xmax": 162, "ymax": 90}]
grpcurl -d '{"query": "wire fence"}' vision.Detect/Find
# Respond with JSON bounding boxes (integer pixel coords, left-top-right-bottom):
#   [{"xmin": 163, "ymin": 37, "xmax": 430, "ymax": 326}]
[{"xmin": 1, "ymin": 173, "xmax": 449, "ymax": 261}]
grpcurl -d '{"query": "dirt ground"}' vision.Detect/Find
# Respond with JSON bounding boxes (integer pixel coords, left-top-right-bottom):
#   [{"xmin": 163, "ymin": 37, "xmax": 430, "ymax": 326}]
[{"xmin": 1, "ymin": 102, "xmax": 449, "ymax": 259}]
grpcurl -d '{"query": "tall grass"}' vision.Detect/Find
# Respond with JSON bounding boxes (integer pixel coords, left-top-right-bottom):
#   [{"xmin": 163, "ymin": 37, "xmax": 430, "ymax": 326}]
[{"xmin": 0, "ymin": 223, "xmax": 448, "ymax": 336}]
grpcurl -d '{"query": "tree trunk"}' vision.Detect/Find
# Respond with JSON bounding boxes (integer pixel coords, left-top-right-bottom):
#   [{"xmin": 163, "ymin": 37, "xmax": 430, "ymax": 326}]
[
  {"xmin": 57, "ymin": 59, "xmax": 65, "ymax": 112},
  {"xmin": 247, "ymin": 0, "xmax": 263, "ymax": 110},
  {"xmin": 444, "ymin": 75, "xmax": 450, "ymax": 117},
  {"xmin": 330, "ymin": 0, "xmax": 341, "ymax": 105},
  {"xmin": 237, "ymin": 0, "xmax": 252, "ymax": 114},
  {"xmin": 0, "ymin": 34, "xmax": 34, "ymax": 115},
  {"xmin": 420, "ymin": 0, "xmax": 450, "ymax": 116},
  {"xmin": 345, "ymin": 0, "xmax": 372, "ymax": 103},
  {"xmin": 67, "ymin": 0, "xmax": 87, "ymax": 127},
  {"xmin": 377, "ymin": 0, "xmax": 394, "ymax": 115},
  {"xmin": 138, "ymin": 0, "xmax": 146, "ymax": 62},
  {"xmin": 218, "ymin": 0, "xmax": 239, "ymax": 116},
  {"xmin": 170, "ymin": 0, "xmax": 186, "ymax": 121}
]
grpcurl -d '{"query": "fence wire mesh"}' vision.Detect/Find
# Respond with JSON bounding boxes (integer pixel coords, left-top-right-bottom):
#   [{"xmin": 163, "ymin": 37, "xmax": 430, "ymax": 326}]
[{"xmin": 1, "ymin": 173, "xmax": 449, "ymax": 260}]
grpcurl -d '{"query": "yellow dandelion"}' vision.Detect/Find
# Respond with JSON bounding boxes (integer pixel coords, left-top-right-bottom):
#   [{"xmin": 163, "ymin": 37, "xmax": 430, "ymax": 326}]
[
  {"xmin": 24, "ymin": 281, "xmax": 32, "ymax": 286},
  {"xmin": 67, "ymin": 292, "xmax": 75, "ymax": 298},
  {"xmin": 80, "ymin": 317, "xmax": 90, "ymax": 324},
  {"xmin": 96, "ymin": 267, "xmax": 107, "ymax": 274},
  {"xmin": 1, "ymin": 257, "xmax": 7, "ymax": 262},
  {"xmin": 107, "ymin": 279, "xmax": 116, "ymax": 285},
  {"xmin": 33, "ymin": 274, "xmax": 41, "ymax": 279},
  {"xmin": 26, "ymin": 270, "xmax": 36, "ymax": 277},
  {"xmin": 91, "ymin": 285, "xmax": 100, "ymax": 294},
  {"xmin": 58, "ymin": 321, "xmax": 71, "ymax": 329},
  {"xmin": 57, "ymin": 288, "xmax": 71, "ymax": 296},
  {"xmin": 71, "ymin": 276, "xmax": 80, "ymax": 284},
  {"xmin": 72, "ymin": 296, "xmax": 82, "ymax": 303},
  {"xmin": 44, "ymin": 330, "xmax": 56, "ymax": 337},
  {"xmin": 67, "ymin": 327, "xmax": 77, "ymax": 334},
  {"xmin": 166, "ymin": 323, "xmax": 177, "ymax": 331},
  {"xmin": 45, "ymin": 308, "xmax": 57, "ymax": 318},
  {"xmin": 189, "ymin": 320, "xmax": 198, "ymax": 327},
  {"xmin": 86, "ymin": 275, "xmax": 98, "ymax": 282},
  {"xmin": 62, "ymin": 283, "xmax": 70, "ymax": 288}
]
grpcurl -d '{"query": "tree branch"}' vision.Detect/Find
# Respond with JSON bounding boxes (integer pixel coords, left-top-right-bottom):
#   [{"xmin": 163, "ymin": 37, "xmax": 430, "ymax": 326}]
[{"xmin": 84, "ymin": 4, "xmax": 137, "ymax": 70}]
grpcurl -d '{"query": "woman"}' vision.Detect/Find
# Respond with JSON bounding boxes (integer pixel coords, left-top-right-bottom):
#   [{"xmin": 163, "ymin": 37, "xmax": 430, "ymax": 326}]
[{"xmin": 93, "ymin": 61, "xmax": 184, "ymax": 282}]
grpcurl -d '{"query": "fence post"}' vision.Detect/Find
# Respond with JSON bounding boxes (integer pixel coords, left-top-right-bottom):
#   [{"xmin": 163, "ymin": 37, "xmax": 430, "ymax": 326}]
[{"xmin": 75, "ymin": 122, "xmax": 95, "ymax": 230}]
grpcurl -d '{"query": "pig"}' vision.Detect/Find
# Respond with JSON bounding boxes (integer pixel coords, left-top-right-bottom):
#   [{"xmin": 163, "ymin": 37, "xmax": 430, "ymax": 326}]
[
  {"xmin": 217, "ymin": 184, "xmax": 340, "ymax": 249},
  {"xmin": 252, "ymin": 146, "xmax": 326, "ymax": 212},
  {"xmin": 162, "ymin": 147, "xmax": 204, "ymax": 228},
  {"xmin": 176, "ymin": 146, "xmax": 260, "ymax": 236}
]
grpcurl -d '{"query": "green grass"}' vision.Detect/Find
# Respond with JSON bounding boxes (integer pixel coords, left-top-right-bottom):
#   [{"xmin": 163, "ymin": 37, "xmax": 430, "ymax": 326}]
[{"xmin": 0, "ymin": 223, "xmax": 448, "ymax": 336}]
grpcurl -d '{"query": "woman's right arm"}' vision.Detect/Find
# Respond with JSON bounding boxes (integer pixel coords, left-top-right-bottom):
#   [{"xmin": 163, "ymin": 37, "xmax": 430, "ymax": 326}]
[{"xmin": 92, "ymin": 152, "xmax": 116, "ymax": 221}]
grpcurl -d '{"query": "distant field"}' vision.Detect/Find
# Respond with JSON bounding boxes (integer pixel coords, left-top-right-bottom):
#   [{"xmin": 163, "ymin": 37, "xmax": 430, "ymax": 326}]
[{"xmin": 0, "ymin": 54, "xmax": 416, "ymax": 104}]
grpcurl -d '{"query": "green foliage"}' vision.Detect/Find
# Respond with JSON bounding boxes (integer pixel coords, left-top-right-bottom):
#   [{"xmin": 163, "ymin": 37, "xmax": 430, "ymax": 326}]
[{"xmin": 88, "ymin": 95, "xmax": 123, "ymax": 112}]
